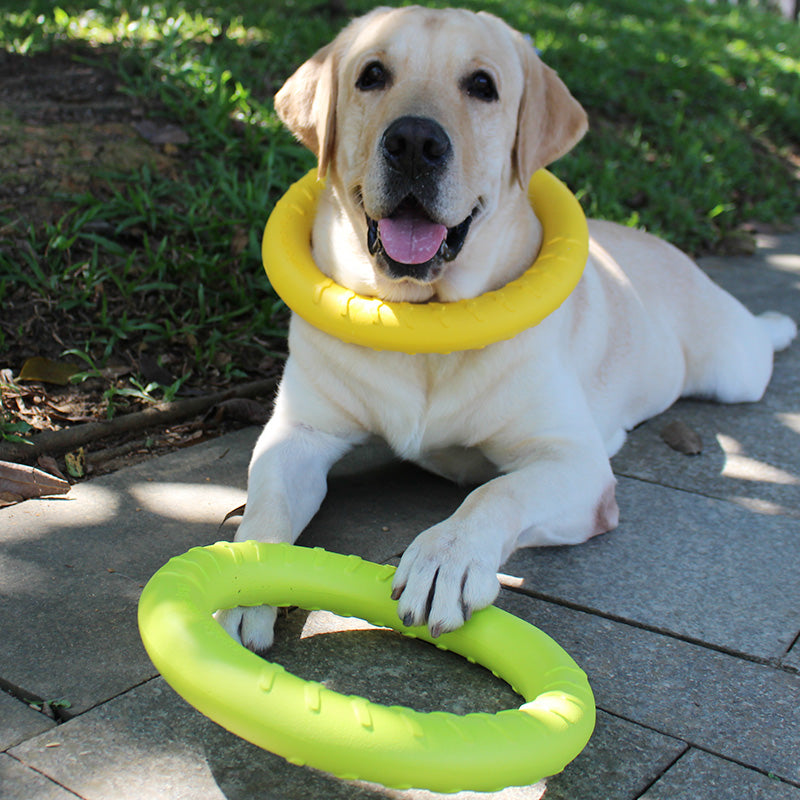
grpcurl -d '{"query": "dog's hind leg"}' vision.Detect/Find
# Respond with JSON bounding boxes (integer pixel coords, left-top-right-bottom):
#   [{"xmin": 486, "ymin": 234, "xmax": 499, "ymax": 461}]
[{"xmin": 680, "ymin": 283, "xmax": 796, "ymax": 404}]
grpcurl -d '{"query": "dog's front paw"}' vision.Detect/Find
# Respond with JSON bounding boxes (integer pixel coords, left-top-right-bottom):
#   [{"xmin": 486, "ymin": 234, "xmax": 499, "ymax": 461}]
[
  {"xmin": 214, "ymin": 605, "xmax": 278, "ymax": 653},
  {"xmin": 391, "ymin": 524, "xmax": 500, "ymax": 638}
]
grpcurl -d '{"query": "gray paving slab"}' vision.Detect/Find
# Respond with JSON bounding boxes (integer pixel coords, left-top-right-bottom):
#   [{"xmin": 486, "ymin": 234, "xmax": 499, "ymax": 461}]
[
  {"xmin": 0, "ymin": 754, "xmax": 79, "ymax": 800},
  {"xmin": 497, "ymin": 592, "xmax": 800, "ymax": 784},
  {"xmin": 0, "ymin": 429, "xmax": 253, "ymax": 714},
  {"xmin": 1, "ymin": 559, "xmax": 150, "ymax": 716},
  {"xmin": 785, "ymin": 642, "xmax": 800, "ymax": 673},
  {"xmin": 9, "ymin": 605, "xmax": 686, "ymax": 800},
  {"xmin": 640, "ymin": 748, "xmax": 800, "ymax": 799},
  {"xmin": 612, "ymin": 397, "xmax": 800, "ymax": 519},
  {"xmin": 538, "ymin": 711, "xmax": 686, "ymax": 800},
  {"xmin": 11, "ymin": 676, "xmax": 551, "ymax": 800},
  {"xmin": 301, "ymin": 454, "xmax": 470, "ymax": 562},
  {"xmin": 503, "ymin": 475, "xmax": 800, "ymax": 661},
  {"xmin": 0, "ymin": 692, "xmax": 54, "ymax": 751}
]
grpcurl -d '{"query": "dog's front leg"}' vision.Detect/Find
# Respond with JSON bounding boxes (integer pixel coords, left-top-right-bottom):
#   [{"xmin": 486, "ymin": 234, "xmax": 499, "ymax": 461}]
[
  {"xmin": 392, "ymin": 436, "xmax": 618, "ymax": 637},
  {"xmin": 215, "ymin": 411, "xmax": 358, "ymax": 651}
]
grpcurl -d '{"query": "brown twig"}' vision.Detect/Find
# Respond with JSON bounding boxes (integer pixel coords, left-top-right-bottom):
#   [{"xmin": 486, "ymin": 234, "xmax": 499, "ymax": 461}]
[{"xmin": 0, "ymin": 378, "xmax": 278, "ymax": 464}]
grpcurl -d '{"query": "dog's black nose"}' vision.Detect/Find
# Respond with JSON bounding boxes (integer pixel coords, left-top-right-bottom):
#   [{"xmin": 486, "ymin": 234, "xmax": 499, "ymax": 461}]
[{"xmin": 382, "ymin": 116, "xmax": 451, "ymax": 179}]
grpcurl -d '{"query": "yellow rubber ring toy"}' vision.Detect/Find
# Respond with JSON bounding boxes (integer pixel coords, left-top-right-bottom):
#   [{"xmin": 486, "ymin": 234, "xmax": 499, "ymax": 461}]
[
  {"xmin": 138, "ymin": 541, "xmax": 595, "ymax": 793},
  {"xmin": 262, "ymin": 169, "xmax": 588, "ymax": 353}
]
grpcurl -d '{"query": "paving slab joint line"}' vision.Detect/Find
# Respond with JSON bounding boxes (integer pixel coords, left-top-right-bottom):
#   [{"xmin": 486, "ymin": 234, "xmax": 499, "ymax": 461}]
[
  {"xmin": 4, "ymin": 753, "xmax": 86, "ymax": 800},
  {"xmin": 55, "ymin": 674, "xmax": 163, "ymax": 724},
  {"xmin": 0, "ymin": 679, "xmax": 64, "ymax": 723},
  {"xmin": 498, "ymin": 581, "xmax": 797, "ymax": 673},
  {"xmin": 603, "ymin": 708, "xmax": 800, "ymax": 791},
  {"xmin": 681, "ymin": 745, "xmax": 800, "ymax": 791},
  {"xmin": 381, "ymin": 553, "xmax": 800, "ymax": 673},
  {"xmin": 783, "ymin": 629, "xmax": 800, "ymax": 664},
  {"xmin": 633, "ymin": 742, "xmax": 691, "ymax": 798},
  {"xmin": 612, "ymin": 470, "xmax": 799, "ymax": 520}
]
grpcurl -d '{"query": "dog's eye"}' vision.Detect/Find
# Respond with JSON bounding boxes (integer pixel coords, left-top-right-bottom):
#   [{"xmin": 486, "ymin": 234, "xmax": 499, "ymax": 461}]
[
  {"xmin": 356, "ymin": 61, "xmax": 390, "ymax": 91},
  {"xmin": 463, "ymin": 70, "xmax": 499, "ymax": 102}
]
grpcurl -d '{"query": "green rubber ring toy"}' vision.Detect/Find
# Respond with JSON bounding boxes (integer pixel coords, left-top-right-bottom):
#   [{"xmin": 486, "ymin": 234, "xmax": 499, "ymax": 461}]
[
  {"xmin": 261, "ymin": 169, "xmax": 588, "ymax": 354},
  {"xmin": 138, "ymin": 541, "xmax": 595, "ymax": 793}
]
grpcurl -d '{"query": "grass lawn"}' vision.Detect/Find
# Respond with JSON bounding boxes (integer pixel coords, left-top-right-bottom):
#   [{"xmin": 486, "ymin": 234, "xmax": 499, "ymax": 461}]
[{"xmin": 0, "ymin": 0, "xmax": 799, "ymax": 434}]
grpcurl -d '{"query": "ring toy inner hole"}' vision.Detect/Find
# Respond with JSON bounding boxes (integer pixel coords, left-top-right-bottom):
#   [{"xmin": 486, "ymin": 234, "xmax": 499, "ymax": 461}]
[
  {"xmin": 261, "ymin": 169, "xmax": 588, "ymax": 353},
  {"xmin": 138, "ymin": 541, "xmax": 595, "ymax": 793}
]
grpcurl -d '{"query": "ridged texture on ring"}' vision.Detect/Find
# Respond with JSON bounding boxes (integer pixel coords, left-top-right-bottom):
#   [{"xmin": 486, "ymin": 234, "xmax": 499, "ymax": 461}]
[
  {"xmin": 261, "ymin": 170, "xmax": 588, "ymax": 353},
  {"xmin": 138, "ymin": 541, "xmax": 595, "ymax": 792}
]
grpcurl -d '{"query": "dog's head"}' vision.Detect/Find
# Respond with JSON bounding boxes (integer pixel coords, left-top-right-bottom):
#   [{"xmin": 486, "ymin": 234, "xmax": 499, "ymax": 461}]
[{"xmin": 275, "ymin": 6, "xmax": 587, "ymax": 300}]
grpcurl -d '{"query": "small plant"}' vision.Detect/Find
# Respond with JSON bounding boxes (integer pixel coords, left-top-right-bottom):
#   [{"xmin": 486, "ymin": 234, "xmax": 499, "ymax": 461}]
[
  {"xmin": 0, "ymin": 412, "xmax": 32, "ymax": 444},
  {"xmin": 108, "ymin": 375, "xmax": 188, "ymax": 406},
  {"xmin": 66, "ymin": 349, "xmax": 188, "ymax": 418},
  {"xmin": 0, "ymin": 378, "xmax": 32, "ymax": 443}
]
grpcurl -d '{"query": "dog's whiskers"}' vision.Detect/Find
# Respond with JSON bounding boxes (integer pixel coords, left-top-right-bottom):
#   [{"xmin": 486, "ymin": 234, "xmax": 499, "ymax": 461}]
[{"xmin": 351, "ymin": 185, "xmax": 365, "ymax": 211}]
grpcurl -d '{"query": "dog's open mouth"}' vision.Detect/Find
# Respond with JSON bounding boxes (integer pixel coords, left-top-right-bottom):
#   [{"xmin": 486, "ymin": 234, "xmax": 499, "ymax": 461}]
[{"xmin": 366, "ymin": 197, "xmax": 475, "ymax": 269}]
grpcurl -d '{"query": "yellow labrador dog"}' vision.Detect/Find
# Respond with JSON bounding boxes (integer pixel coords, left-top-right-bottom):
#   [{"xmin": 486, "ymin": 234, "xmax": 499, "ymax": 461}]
[{"xmin": 217, "ymin": 6, "xmax": 796, "ymax": 649}]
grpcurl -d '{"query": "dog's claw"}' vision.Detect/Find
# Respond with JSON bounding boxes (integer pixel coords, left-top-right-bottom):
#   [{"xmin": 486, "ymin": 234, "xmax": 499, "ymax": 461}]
[{"xmin": 393, "ymin": 524, "xmax": 500, "ymax": 638}]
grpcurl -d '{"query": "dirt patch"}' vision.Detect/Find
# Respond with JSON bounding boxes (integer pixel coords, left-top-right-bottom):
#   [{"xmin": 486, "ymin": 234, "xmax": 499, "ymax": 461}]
[
  {"xmin": 0, "ymin": 48, "xmax": 178, "ymax": 228},
  {"xmin": 0, "ymin": 48, "xmax": 273, "ymax": 483}
]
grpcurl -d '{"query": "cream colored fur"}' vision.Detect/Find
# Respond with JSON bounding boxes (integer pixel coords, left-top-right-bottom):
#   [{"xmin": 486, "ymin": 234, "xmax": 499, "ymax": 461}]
[{"xmin": 216, "ymin": 6, "xmax": 796, "ymax": 650}]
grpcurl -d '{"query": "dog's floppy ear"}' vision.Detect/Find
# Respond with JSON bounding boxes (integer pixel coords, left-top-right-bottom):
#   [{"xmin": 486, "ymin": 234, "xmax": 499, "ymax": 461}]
[
  {"xmin": 512, "ymin": 35, "xmax": 588, "ymax": 187},
  {"xmin": 275, "ymin": 41, "xmax": 339, "ymax": 178}
]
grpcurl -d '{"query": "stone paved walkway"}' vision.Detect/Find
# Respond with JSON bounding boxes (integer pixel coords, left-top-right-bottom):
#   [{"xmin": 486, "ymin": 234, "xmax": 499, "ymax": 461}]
[{"xmin": 2, "ymin": 230, "xmax": 799, "ymax": 799}]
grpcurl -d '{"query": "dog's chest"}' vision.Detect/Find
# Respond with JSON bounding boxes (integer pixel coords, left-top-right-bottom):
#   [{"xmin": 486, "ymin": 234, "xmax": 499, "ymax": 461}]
[
  {"xmin": 341, "ymin": 344, "xmax": 533, "ymax": 460},
  {"xmin": 292, "ymin": 318, "xmax": 540, "ymax": 460},
  {"xmin": 356, "ymin": 352, "xmax": 477, "ymax": 456}
]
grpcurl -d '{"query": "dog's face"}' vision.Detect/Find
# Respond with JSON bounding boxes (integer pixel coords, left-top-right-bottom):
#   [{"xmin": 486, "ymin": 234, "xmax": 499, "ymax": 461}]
[{"xmin": 276, "ymin": 6, "xmax": 587, "ymax": 298}]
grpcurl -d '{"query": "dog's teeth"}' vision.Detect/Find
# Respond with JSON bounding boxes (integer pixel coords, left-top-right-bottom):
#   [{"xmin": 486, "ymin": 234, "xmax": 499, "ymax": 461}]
[
  {"xmin": 367, "ymin": 218, "xmax": 381, "ymax": 255},
  {"xmin": 441, "ymin": 213, "xmax": 474, "ymax": 262}
]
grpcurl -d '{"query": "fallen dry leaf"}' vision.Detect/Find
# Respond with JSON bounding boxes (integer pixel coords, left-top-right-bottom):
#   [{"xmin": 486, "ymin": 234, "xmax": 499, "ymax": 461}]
[
  {"xmin": 64, "ymin": 448, "xmax": 86, "ymax": 479},
  {"xmin": 660, "ymin": 420, "xmax": 703, "ymax": 455},
  {"xmin": 0, "ymin": 460, "xmax": 71, "ymax": 503},
  {"xmin": 18, "ymin": 357, "xmax": 79, "ymax": 386}
]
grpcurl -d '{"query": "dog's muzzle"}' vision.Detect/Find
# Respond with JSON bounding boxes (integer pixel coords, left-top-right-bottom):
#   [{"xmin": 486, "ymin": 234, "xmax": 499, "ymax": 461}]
[{"xmin": 365, "ymin": 116, "xmax": 475, "ymax": 279}]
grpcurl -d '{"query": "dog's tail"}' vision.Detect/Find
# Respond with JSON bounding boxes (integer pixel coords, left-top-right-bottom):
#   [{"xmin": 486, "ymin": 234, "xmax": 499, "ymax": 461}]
[{"xmin": 757, "ymin": 311, "xmax": 797, "ymax": 352}]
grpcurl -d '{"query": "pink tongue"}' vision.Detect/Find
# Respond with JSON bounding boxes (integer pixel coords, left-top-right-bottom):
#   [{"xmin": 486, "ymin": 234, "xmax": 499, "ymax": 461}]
[{"xmin": 378, "ymin": 215, "xmax": 447, "ymax": 265}]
